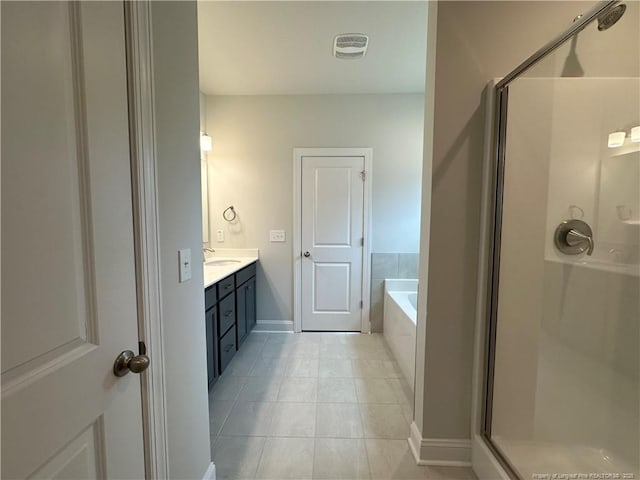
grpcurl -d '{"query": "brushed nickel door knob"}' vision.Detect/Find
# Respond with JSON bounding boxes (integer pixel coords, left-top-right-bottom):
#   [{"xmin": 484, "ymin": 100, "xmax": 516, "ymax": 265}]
[
  {"xmin": 113, "ymin": 350, "xmax": 150, "ymax": 377},
  {"xmin": 303, "ymin": 251, "xmax": 311, "ymax": 257}
]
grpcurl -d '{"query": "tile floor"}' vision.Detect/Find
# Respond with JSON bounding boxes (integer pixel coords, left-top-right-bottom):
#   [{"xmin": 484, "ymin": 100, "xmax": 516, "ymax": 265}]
[{"xmin": 209, "ymin": 332, "xmax": 477, "ymax": 480}]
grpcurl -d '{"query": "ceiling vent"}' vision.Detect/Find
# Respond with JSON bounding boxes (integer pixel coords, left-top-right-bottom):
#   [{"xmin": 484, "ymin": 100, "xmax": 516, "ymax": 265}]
[{"xmin": 333, "ymin": 33, "xmax": 369, "ymax": 59}]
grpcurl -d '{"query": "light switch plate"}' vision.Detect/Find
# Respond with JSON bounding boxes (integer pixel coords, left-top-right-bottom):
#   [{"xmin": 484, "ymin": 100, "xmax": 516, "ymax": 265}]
[
  {"xmin": 216, "ymin": 229, "xmax": 224, "ymax": 242},
  {"xmin": 269, "ymin": 230, "xmax": 286, "ymax": 242},
  {"xmin": 178, "ymin": 248, "xmax": 192, "ymax": 283}
]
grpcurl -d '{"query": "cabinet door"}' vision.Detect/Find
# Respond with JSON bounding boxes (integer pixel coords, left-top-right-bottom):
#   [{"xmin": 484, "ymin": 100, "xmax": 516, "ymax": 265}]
[
  {"xmin": 246, "ymin": 277, "xmax": 257, "ymax": 332},
  {"xmin": 205, "ymin": 307, "xmax": 218, "ymax": 389},
  {"xmin": 236, "ymin": 282, "xmax": 248, "ymax": 346}
]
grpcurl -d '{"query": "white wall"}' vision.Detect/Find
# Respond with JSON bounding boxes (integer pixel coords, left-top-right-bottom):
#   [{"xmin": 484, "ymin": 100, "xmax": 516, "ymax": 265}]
[
  {"xmin": 204, "ymin": 94, "xmax": 424, "ymax": 322},
  {"xmin": 151, "ymin": 2, "xmax": 211, "ymax": 478}
]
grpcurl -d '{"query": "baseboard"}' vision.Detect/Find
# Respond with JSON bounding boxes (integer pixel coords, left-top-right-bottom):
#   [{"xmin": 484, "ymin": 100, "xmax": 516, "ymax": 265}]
[
  {"xmin": 202, "ymin": 462, "xmax": 216, "ymax": 480},
  {"xmin": 254, "ymin": 320, "xmax": 294, "ymax": 332},
  {"xmin": 408, "ymin": 422, "xmax": 472, "ymax": 467}
]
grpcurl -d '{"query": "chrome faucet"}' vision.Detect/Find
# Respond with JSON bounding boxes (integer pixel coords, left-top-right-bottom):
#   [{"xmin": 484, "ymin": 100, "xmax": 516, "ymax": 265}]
[{"xmin": 203, "ymin": 247, "xmax": 215, "ymax": 262}]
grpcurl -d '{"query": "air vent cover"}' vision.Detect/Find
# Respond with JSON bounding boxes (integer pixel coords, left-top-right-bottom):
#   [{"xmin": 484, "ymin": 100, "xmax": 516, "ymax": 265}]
[{"xmin": 333, "ymin": 33, "xmax": 369, "ymax": 59}]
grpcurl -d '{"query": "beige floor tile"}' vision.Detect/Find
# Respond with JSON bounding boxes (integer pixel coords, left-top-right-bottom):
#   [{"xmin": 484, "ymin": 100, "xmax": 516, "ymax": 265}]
[
  {"xmin": 360, "ymin": 404, "xmax": 410, "ymax": 439},
  {"xmin": 268, "ymin": 402, "xmax": 316, "ymax": 437},
  {"xmin": 290, "ymin": 343, "xmax": 320, "ymax": 358},
  {"xmin": 255, "ymin": 437, "xmax": 315, "ymax": 479},
  {"xmin": 249, "ymin": 357, "xmax": 287, "ymax": 378},
  {"xmin": 316, "ymin": 403, "xmax": 364, "ymax": 438},
  {"xmin": 351, "ymin": 360, "xmax": 389, "ymax": 378},
  {"xmin": 261, "ymin": 342, "xmax": 294, "ymax": 358},
  {"xmin": 313, "ymin": 438, "xmax": 370, "ymax": 479},
  {"xmin": 319, "ymin": 343, "xmax": 352, "ymax": 359},
  {"xmin": 212, "ymin": 436, "xmax": 266, "ymax": 480},
  {"xmin": 349, "ymin": 345, "xmax": 392, "ymax": 361},
  {"xmin": 387, "ymin": 378, "xmax": 413, "ymax": 406},
  {"xmin": 233, "ymin": 341, "xmax": 264, "ymax": 360},
  {"xmin": 264, "ymin": 333, "xmax": 298, "ymax": 344},
  {"xmin": 237, "ymin": 376, "xmax": 282, "ymax": 402},
  {"xmin": 225, "ymin": 353, "xmax": 258, "ymax": 377},
  {"xmin": 365, "ymin": 439, "xmax": 426, "ymax": 480},
  {"xmin": 220, "ymin": 401, "xmax": 275, "ymax": 436},
  {"xmin": 355, "ymin": 378, "xmax": 399, "ymax": 404},
  {"xmin": 423, "ymin": 466, "xmax": 477, "ymax": 480},
  {"xmin": 211, "ymin": 375, "xmax": 248, "ymax": 401},
  {"xmin": 285, "ymin": 358, "xmax": 319, "ymax": 377},
  {"xmin": 277, "ymin": 377, "xmax": 318, "ymax": 402},
  {"xmin": 318, "ymin": 377, "xmax": 358, "ymax": 403},
  {"xmin": 209, "ymin": 400, "xmax": 235, "ymax": 438},
  {"xmin": 318, "ymin": 358, "xmax": 354, "ymax": 378}
]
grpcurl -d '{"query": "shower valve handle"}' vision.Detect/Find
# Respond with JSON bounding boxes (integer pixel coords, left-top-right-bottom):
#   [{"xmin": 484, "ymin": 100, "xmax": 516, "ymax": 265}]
[
  {"xmin": 554, "ymin": 219, "xmax": 594, "ymax": 256},
  {"xmin": 566, "ymin": 229, "xmax": 594, "ymax": 256}
]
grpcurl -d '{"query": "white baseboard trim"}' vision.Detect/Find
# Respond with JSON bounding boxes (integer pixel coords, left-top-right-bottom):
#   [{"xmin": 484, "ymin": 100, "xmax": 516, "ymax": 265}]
[
  {"xmin": 254, "ymin": 320, "xmax": 294, "ymax": 332},
  {"xmin": 202, "ymin": 462, "xmax": 216, "ymax": 480},
  {"xmin": 409, "ymin": 422, "xmax": 472, "ymax": 467}
]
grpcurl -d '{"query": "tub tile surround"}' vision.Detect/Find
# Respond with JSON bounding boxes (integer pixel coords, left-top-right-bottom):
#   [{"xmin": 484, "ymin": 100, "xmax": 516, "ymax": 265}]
[
  {"xmin": 209, "ymin": 332, "xmax": 477, "ymax": 480},
  {"xmin": 370, "ymin": 253, "xmax": 419, "ymax": 332}
]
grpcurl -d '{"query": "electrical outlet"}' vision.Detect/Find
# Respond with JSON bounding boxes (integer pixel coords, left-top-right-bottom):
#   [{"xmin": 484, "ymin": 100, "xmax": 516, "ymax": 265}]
[
  {"xmin": 216, "ymin": 229, "xmax": 224, "ymax": 242},
  {"xmin": 269, "ymin": 230, "xmax": 286, "ymax": 242},
  {"xmin": 178, "ymin": 248, "xmax": 191, "ymax": 283}
]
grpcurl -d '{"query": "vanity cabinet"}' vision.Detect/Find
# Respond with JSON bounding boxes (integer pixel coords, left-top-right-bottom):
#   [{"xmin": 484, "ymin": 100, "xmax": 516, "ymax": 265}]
[
  {"xmin": 236, "ymin": 276, "xmax": 256, "ymax": 346},
  {"xmin": 204, "ymin": 306, "xmax": 218, "ymax": 389},
  {"xmin": 204, "ymin": 261, "xmax": 257, "ymax": 389}
]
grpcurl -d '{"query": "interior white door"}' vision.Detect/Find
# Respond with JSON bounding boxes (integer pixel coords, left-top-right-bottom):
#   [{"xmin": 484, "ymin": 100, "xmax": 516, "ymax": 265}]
[
  {"xmin": 1, "ymin": 2, "xmax": 146, "ymax": 479},
  {"xmin": 301, "ymin": 156, "xmax": 365, "ymax": 331}
]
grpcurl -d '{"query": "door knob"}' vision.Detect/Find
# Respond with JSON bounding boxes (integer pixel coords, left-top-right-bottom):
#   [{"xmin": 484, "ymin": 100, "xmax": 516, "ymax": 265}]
[
  {"xmin": 113, "ymin": 350, "xmax": 150, "ymax": 377},
  {"xmin": 303, "ymin": 251, "xmax": 311, "ymax": 257},
  {"xmin": 554, "ymin": 219, "xmax": 594, "ymax": 256}
]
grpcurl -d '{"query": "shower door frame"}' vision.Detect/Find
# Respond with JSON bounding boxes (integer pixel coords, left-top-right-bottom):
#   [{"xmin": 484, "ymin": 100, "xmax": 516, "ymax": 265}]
[{"xmin": 479, "ymin": 1, "xmax": 622, "ymax": 477}]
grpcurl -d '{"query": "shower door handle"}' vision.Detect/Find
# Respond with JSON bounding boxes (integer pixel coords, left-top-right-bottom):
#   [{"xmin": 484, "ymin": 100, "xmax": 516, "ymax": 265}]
[{"xmin": 554, "ymin": 219, "xmax": 594, "ymax": 256}]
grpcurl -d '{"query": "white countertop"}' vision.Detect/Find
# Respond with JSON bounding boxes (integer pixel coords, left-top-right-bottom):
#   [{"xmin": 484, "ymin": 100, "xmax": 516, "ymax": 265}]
[{"xmin": 203, "ymin": 248, "xmax": 259, "ymax": 288}]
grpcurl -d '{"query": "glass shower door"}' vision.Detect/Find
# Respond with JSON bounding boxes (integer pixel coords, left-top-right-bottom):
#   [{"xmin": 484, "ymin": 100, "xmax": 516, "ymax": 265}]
[{"xmin": 484, "ymin": 2, "xmax": 639, "ymax": 478}]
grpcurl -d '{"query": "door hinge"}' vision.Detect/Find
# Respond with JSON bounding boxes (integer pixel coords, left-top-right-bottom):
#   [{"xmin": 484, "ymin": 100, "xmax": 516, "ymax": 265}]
[
  {"xmin": 360, "ymin": 170, "xmax": 366, "ymax": 181},
  {"xmin": 360, "ymin": 237, "xmax": 364, "ymax": 247},
  {"xmin": 359, "ymin": 300, "xmax": 363, "ymax": 309}
]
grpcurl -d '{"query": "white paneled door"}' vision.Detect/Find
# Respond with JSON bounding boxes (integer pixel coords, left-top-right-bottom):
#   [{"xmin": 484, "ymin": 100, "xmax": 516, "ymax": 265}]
[
  {"xmin": 1, "ymin": 2, "xmax": 145, "ymax": 479},
  {"xmin": 301, "ymin": 156, "xmax": 365, "ymax": 331}
]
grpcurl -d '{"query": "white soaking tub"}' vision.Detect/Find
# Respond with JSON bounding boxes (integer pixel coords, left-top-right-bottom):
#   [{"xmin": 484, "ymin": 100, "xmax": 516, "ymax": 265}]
[{"xmin": 383, "ymin": 279, "xmax": 417, "ymax": 391}]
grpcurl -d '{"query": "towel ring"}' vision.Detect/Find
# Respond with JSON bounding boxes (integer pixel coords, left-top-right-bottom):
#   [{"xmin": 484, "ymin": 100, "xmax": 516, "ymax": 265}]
[{"xmin": 223, "ymin": 205, "xmax": 237, "ymax": 222}]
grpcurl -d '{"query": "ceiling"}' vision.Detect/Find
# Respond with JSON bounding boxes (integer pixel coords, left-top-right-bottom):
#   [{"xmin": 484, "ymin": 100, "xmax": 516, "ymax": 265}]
[{"xmin": 197, "ymin": 1, "xmax": 428, "ymax": 96}]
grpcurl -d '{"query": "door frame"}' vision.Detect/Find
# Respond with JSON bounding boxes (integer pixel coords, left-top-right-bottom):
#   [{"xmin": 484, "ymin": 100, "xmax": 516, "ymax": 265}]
[
  {"xmin": 292, "ymin": 148, "xmax": 373, "ymax": 334},
  {"xmin": 124, "ymin": 3, "xmax": 170, "ymax": 478}
]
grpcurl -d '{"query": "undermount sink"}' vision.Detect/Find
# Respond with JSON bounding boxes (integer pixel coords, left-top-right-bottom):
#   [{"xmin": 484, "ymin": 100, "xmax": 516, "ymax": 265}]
[{"xmin": 206, "ymin": 259, "xmax": 241, "ymax": 267}]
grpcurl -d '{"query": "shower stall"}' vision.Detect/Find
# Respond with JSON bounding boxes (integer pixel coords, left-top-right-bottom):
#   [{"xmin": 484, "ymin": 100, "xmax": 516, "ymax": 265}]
[{"xmin": 479, "ymin": 1, "xmax": 639, "ymax": 478}]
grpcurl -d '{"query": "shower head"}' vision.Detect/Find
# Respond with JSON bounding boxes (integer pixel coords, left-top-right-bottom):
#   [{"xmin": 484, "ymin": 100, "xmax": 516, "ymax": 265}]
[{"xmin": 597, "ymin": 3, "xmax": 626, "ymax": 31}]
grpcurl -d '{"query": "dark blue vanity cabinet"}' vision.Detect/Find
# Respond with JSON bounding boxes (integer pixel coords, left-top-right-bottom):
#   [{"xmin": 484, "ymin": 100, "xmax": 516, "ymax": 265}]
[{"xmin": 204, "ymin": 262, "xmax": 257, "ymax": 389}]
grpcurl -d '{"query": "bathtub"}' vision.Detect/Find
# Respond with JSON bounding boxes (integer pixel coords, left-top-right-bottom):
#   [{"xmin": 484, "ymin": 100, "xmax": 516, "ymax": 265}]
[{"xmin": 383, "ymin": 279, "xmax": 418, "ymax": 391}]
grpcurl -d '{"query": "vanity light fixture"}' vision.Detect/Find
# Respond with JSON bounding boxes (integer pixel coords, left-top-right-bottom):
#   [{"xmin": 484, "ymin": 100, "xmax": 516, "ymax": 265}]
[
  {"xmin": 631, "ymin": 126, "xmax": 640, "ymax": 143},
  {"xmin": 200, "ymin": 133, "xmax": 213, "ymax": 152},
  {"xmin": 607, "ymin": 131, "xmax": 626, "ymax": 148}
]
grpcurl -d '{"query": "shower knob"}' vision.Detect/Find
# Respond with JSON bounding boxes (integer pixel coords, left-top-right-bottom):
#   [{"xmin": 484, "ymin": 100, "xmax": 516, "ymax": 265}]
[{"xmin": 554, "ymin": 219, "xmax": 594, "ymax": 256}]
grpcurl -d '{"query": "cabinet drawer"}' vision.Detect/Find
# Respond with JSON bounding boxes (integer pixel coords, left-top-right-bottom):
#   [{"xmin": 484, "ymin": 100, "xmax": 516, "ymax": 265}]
[
  {"xmin": 218, "ymin": 292, "xmax": 236, "ymax": 335},
  {"xmin": 236, "ymin": 262, "xmax": 256, "ymax": 286},
  {"xmin": 217, "ymin": 275, "xmax": 235, "ymax": 298},
  {"xmin": 218, "ymin": 326, "xmax": 237, "ymax": 373},
  {"xmin": 205, "ymin": 285, "xmax": 217, "ymax": 310}
]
